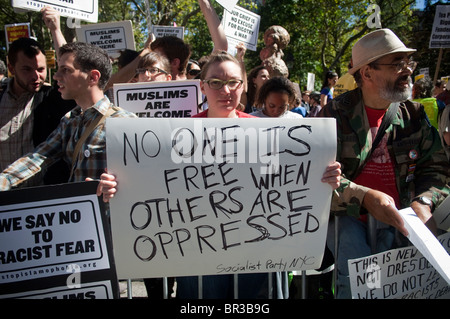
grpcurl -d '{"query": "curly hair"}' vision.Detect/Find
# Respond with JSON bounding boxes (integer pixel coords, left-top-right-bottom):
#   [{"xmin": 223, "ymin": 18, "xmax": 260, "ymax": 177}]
[{"xmin": 255, "ymin": 76, "xmax": 297, "ymax": 109}]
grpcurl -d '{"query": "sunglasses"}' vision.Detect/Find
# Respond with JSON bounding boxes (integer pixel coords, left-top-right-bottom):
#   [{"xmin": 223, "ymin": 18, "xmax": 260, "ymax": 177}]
[{"xmin": 188, "ymin": 69, "xmax": 201, "ymax": 76}]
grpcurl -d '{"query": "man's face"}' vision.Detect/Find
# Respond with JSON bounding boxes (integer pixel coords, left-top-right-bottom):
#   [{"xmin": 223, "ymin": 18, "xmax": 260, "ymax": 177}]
[
  {"xmin": 372, "ymin": 52, "xmax": 414, "ymax": 102},
  {"xmin": 8, "ymin": 50, "xmax": 47, "ymax": 95},
  {"xmin": 53, "ymin": 52, "xmax": 89, "ymax": 101}
]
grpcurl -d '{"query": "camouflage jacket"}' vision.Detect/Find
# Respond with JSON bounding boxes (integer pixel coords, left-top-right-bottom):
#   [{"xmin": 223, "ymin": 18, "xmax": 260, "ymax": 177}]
[{"xmin": 319, "ymin": 88, "xmax": 449, "ymax": 218}]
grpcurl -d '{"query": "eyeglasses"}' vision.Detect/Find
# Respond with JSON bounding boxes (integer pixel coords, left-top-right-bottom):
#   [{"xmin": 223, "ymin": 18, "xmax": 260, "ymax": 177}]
[
  {"xmin": 136, "ymin": 67, "xmax": 168, "ymax": 75},
  {"xmin": 203, "ymin": 78, "xmax": 243, "ymax": 90},
  {"xmin": 374, "ymin": 60, "xmax": 417, "ymax": 72}
]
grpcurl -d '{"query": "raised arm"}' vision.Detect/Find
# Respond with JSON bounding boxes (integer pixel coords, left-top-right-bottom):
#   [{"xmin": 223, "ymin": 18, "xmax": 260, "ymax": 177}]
[
  {"xmin": 41, "ymin": 6, "xmax": 67, "ymax": 61},
  {"xmin": 198, "ymin": 0, "xmax": 228, "ymax": 52},
  {"xmin": 104, "ymin": 37, "xmax": 153, "ymax": 91}
]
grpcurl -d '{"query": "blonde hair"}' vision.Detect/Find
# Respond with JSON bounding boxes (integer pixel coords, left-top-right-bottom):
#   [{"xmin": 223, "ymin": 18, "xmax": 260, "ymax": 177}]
[{"xmin": 200, "ymin": 51, "xmax": 244, "ymax": 80}]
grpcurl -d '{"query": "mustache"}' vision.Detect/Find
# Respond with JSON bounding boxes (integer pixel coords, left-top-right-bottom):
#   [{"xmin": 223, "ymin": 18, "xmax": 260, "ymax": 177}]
[{"xmin": 395, "ymin": 75, "xmax": 412, "ymax": 85}]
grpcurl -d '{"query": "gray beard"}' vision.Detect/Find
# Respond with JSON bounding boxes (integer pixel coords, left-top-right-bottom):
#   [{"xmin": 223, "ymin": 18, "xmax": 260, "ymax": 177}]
[{"xmin": 379, "ymin": 77, "xmax": 412, "ymax": 102}]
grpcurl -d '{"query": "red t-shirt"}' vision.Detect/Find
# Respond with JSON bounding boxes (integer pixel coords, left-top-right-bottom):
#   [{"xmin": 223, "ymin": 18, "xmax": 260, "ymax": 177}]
[
  {"xmin": 354, "ymin": 106, "xmax": 400, "ymax": 222},
  {"xmin": 193, "ymin": 109, "xmax": 256, "ymax": 118}
]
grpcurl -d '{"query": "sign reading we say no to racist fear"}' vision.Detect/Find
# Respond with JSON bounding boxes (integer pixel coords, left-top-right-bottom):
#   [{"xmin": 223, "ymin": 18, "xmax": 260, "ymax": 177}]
[
  {"xmin": 0, "ymin": 182, "xmax": 118, "ymax": 299},
  {"xmin": 106, "ymin": 117, "xmax": 337, "ymax": 279}
]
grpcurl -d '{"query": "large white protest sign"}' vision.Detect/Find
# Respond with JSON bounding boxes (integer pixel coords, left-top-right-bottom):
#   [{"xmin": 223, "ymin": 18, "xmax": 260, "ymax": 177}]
[
  {"xmin": 76, "ymin": 21, "xmax": 136, "ymax": 58},
  {"xmin": 429, "ymin": 5, "xmax": 450, "ymax": 49},
  {"xmin": 113, "ymin": 80, "xmax": 201, "ymax": 118},
  {"xmin": 152, "ymin": 25, "xmax": 185, "ymax": 40},
  {"xmin": 11, "ymin": 0, "xmax": 98, "ymax": 23},
  {"xmin": 0, "ymin": 182, "xmax": 118, "ymax": 299},
  {"xmin": 349, "ymin": 232, "xmax": 450, "ymax": 299},
  {"xmin": 399, "ymin": 207, "xmax": 450, "ymax": 284},
  {"xmin": 106, "ymin": 117, "xmax": 337, "ymax": 279},
  {"xmin": 222, "ymin": 5, "xmax": 260, "ymax": 51}
]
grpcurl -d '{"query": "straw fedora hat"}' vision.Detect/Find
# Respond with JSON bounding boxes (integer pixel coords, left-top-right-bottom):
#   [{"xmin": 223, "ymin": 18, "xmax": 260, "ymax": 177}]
[{"xmin": 348, "ymin": 28, "xmax": 416, "ymax": 75}]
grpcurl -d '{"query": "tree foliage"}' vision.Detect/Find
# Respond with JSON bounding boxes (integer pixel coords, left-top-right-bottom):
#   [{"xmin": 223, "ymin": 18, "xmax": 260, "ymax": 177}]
[{"xmin": 0, "ymin": 0, "xmax": 447, "ymax": 89}]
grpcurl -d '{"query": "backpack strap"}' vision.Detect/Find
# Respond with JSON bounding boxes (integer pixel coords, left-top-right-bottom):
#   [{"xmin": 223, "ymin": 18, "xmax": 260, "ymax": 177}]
[{"xmin": 70, "ymin": 106, "xmax": 118, "ymax": 177}]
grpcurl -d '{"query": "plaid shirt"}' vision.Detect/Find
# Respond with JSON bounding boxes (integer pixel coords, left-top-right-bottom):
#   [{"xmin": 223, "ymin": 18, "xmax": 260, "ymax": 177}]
[
  {"xmin": 0, "ymin": 96, "xmax": 136, "ymax": 191},
  {"xmin": 0, "ymin": 82, "xmax": 35, "ymax": 171}
]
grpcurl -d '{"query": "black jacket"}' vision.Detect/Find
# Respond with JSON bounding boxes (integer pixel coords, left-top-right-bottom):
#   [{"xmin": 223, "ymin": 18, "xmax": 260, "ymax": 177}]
[{"xmin": 0, "ymin": 80, "xmax": 76, "ymax": 184}]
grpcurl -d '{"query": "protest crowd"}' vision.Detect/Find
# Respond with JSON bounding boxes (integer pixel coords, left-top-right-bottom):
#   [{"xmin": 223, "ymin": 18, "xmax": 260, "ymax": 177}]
[{"xmin": 0, "ymin": 0, "xmax": 449, "ymax": 301}]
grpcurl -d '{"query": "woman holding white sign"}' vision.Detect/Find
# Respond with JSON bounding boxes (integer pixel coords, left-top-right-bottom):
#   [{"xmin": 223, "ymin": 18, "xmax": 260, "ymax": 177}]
[{"xmin": 97, "ymin": 51, "xmax": 341, "ymax": 298}]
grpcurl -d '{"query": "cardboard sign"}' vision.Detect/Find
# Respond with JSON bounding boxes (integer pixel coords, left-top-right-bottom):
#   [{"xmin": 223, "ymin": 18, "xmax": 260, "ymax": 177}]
[
  {"xmin": 105, "ymin": 117, "xmax": 337, "ymax": 279},
  {"xmin": 0, "ymin": 182, "xmax": 118, "ymax": 299},
  {"xmin": 11, "ymin": 0, "xmax": 98, "ymax": 23},
  {"xmin": 4, "ymin": 23, "xmax": 30, "ymax": 50},
  {"xmin": 429, "ymin": 5, "xmax": 450, "ymax": 49},
  {"xmin": 216, "ymin": 0, "xmax": 239, "ymax": 13},
  {"xmin": 222, "ymin": 5, "xmax": 260, "ymax": 51},
  {"xmin": 76, "ymin": 21, "xmax": 135, "ymax": 59},
  {"xmin": 152, "ymin": 25, "xmax": 185, "ymax": 40},
  {"xmin": 113, "ymin": 80, "xmax": 201, "ymax": 118},
  {"xmin": 349, "ymin": 232, "xmax": 450, "ymax": 299}
]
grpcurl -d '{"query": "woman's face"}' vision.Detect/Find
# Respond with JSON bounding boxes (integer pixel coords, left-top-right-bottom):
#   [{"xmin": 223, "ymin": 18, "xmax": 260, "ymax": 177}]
[
  {"xmin": 263, "ymin": 91, "xmax": 290, "ymax": 117},
  {"xmin": 137, "ymin": 62, "xmax": 171, "ymax": 82},
  {"xmin": 328, "ymin": 75, "xmax": 338, "ymax": 87},
  {"xmin": 253, "ymin": 68, "xmax": 270, "ymax": 90},
  {"xmin": 187, "ymin": 63, "xmax": 201, "ymax": 79},
  {"xmin": 200, "ymin": 61, "xmax": 244, "ymax": 118}
]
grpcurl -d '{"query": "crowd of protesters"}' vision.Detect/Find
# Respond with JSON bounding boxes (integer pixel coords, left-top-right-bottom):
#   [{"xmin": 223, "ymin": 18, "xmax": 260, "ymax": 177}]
[{"xmin": 0, "ymin": 2, "xmax": 448, "ymax": 300}]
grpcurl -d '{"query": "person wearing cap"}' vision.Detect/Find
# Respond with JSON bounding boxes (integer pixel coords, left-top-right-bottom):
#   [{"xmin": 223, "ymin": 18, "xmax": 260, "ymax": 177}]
[
  {"xmin": 319, "ymin": 28, "xmax": 449, "ymax": 299},
  {"xmin": 307, "ymin": 91, "xmax": 322, "ymax": 117}
]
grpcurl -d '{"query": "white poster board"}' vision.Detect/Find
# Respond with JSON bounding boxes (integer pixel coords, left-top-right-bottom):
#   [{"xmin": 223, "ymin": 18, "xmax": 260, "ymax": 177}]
[
  {"xmin": 11, "ymin": 0, "xmax": 98, "ymax": 23},
  {"xmin": 429, "ymin": 5, "xmax": 450, "ymax": 49},
  {"xmin": 76, "ymin": 21, "xmax": 136, "ymax": 58},
  {"xmin": 216, "ymin": 0, "xmax": 239, "ymax": 13},
  {"xmin": 222, "ymin": 5, "xmax": 260, "ymax": 52},
  {"xmin": 307, "ymin": 73, "xmax": 316, "ymax": 92},
  {"xmin": 152, "ymin": 25, "xmax": 185, "ymax": 40},
  {"xmin": 113, "ymin": 80, "xmax": 201, "ymax": 118},
  {"xmin": 349, "ymin": 232, "xmax": 450, "ymax": 299},
  {"xmin": 106, "ymin": 117, "xmax": 337, "ymax": 279}
]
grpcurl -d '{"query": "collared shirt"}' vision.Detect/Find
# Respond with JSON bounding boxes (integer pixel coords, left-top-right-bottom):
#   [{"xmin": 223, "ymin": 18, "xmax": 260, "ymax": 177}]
[
  {"xmin": 0, "ymin": 81, "xmax": 36, "ymax": 171},
  {"xmin": 0, "ymin": 96, "xmax": 136, "ymax": 191}
]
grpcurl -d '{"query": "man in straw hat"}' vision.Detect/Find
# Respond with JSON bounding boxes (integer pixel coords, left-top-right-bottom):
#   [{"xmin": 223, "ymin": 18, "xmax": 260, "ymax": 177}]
[{"xmin": 319, "ymin": 28, "xmax": 449, "ymax": 299}]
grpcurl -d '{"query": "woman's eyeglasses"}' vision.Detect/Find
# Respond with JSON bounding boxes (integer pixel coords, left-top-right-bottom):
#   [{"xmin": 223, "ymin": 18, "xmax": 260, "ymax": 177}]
[
  {"xmin": 136, "ymin": 67, "xmax": 168, "ymax": 75},
  {"xmin": 203, "ymin": 78, "xmax": 243, "ymax": 90}
]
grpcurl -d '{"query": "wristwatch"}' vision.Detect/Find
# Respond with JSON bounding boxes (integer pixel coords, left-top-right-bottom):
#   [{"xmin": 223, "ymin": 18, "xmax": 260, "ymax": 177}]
[{"xmin": 412, "ymin": 196, "xmax": 433, "ymax": 209}]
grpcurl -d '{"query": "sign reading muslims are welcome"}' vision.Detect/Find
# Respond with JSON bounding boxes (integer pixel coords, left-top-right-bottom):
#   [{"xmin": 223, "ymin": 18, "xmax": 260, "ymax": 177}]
[
  {"xmin": 113, "ymin": 80, "xmax": 201, "ymax": 118},
  {"xmin": 105, "ymin": 117, "xmax": 337, "ymax": 279}
]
